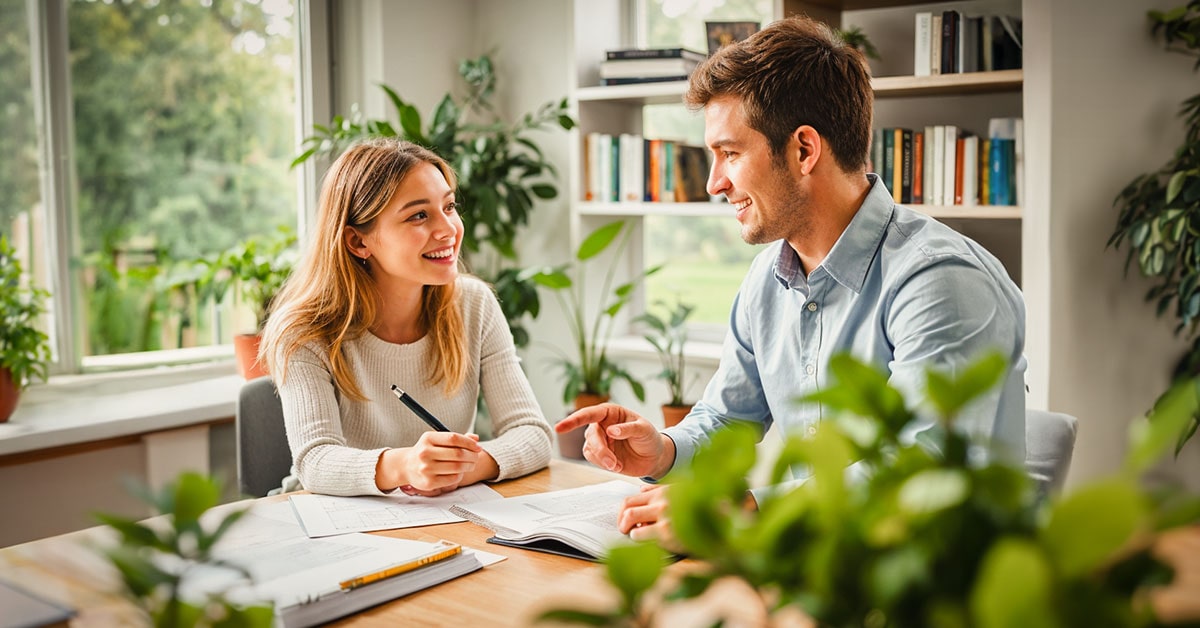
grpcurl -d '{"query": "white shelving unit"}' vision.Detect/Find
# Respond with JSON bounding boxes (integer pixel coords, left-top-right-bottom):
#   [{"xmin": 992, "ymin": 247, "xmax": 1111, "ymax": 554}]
[{"xmin": 566, "ymin": 0, "xmax": 1027, "ymax": 344}]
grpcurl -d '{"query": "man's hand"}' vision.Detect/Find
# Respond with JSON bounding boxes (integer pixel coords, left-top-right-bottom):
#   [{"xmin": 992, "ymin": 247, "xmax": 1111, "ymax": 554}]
[
  {"xmin": 618, "ymin": 485, "xmax": 682, "ymax": 554},
  {"xmin": 555, "ymin": 403, "xmax": 674, "ymax": 478}
]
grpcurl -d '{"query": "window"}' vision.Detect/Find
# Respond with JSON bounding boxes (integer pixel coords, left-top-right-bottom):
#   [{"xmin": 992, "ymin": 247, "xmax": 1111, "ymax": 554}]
[
  {"xmin": 4, "ymin": 0, "xmax": 317, "ymax": 375},
  {"xmin": 636, "ymin": 0, "xmax": 772, "ymax": 333}
]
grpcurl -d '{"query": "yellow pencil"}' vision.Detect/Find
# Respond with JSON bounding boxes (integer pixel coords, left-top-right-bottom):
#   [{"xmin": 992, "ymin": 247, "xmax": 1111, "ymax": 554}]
[{"xmin": 338, "ymin": 542, "xmax": 463, "ymax": 591}]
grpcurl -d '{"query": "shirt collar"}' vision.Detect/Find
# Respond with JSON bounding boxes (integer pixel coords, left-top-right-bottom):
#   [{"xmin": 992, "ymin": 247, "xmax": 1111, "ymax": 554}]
[{"xmin": 772, "ymin": 174, "xmax": 894, "ymax": 293}]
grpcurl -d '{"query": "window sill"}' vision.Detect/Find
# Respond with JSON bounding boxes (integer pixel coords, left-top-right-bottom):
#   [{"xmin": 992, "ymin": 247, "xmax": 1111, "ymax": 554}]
[
  {"xmin": 604, "ymin": 336, "xmax": 723, "ymax": 368},
  {"xmin": 0, "ymin": 362, "xmax": 245, "ymax": 457}
]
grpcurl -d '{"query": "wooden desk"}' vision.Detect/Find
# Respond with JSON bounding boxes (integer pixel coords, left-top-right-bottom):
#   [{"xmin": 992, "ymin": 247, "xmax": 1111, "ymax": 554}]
[
  {"xmin": 4, "ymin": 460, "xmax": 1197, "ymax": 627},
  {"xmin": 0, "ymin": 459, "xmax": 629, "ymax": 627}
]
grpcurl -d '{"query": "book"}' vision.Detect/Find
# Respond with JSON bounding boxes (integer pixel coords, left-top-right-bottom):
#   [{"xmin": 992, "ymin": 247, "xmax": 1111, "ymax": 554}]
[
  {"xmin": 940, "ymin": 10, "xmax": 959, "ymax": 74},
  {"xmin": 900, "ymin": 128, "xmax": 913, "ymax": 204},
  {"xmin": 912, "ymin": 130, "xmax": 924, "ymax": 204},
  {"xmin": 191, "ymin": 505, "xmax": 485, "ymax": 627},
  {"xmin": 0, "ymin": 579, "xmax": 74, "ymax": 628},
  {"xmin": 930, "ymin": 14, "xmax": 943, "ymax": 76},
  {"xmin": 914, "ymin": 12, "xmax": 932, "ymax": 77},
  {"xmin": 605, "ymin": 47, "xmax": 707, "ymax": 62},
  {"xmin": 674, "ymin": 144, "xmax": 711, "ymax": 202},
  {"xmin": 599, "ymin": 57, "xmax": 700, "ymax": 79},
  {"xmin": 450, "ymin": 480, "xmax": 640, "ymax": 561},
  {"xmin": 601, "ymin": 75, "xmax": 689, "ymax": 86}
]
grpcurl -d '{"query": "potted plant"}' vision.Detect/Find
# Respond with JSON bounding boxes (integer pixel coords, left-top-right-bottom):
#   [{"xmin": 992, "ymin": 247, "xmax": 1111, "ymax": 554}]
[
  {"xmin": 541, "ymin": 353, "xmax": 1200, "ymax": 626},
  {"xmin": 162, "ymin": 227, "xmax": 298, "ymax": 379},
  {"xmin": 213, "ymin": 227, "xmax": 298, "ymax": 379},
  {"xmin": 523, "ymin": 220, "xmax": 661, "ymax": 457},
  {"xmin": 1109, "ymin": 2, "xmax": 1200, "ymax": 454},
  {"xmin": 293, "ymin": 54, "xmax": 573, "ymax": 348},
  {"xmin": 0, "ymin": 236, "xmax": 52, "ymax": 422},
  {"xmin": 635, "ymin": 298, "xmax": 698, "ymax": 428}
]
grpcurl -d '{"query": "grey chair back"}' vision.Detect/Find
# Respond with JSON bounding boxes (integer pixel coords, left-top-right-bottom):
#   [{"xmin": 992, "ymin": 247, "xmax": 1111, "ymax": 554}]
[
  {"xmin": 1025, "ymin": 409, "xmax": 1078, "ymax": 498},
  {"xmin": 236, "ymin": 376, "xmax": 291, "ymax": 497}
]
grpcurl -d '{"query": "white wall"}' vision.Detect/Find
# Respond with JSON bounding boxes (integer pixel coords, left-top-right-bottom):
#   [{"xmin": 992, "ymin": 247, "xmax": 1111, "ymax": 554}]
[{"xmin": 1031, "ymin": 0, "xmax": 1200, "ymax": 489}]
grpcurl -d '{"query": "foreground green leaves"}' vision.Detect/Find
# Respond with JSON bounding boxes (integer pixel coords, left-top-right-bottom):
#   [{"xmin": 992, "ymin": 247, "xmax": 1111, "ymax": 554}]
[
  {"xmin": 542, "ymin": 352, "xmax": 1200, "ymax": 627},
  {"xmin": 94, "ymin": 473, "xmax": 271, "ymax": 628}
]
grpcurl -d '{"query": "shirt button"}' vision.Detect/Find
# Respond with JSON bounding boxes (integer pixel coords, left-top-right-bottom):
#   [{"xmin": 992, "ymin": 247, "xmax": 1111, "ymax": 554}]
[
  {"xmin": 805, "ymin": 364, "xmax": 815, "ymax": 375},
  {"xmin": 806, "ymin": 425, "xmax": 818, "ymax": 436},
  {"xmin": 806, "ymin": 302, "xmax": 818, "ymax": 312}
]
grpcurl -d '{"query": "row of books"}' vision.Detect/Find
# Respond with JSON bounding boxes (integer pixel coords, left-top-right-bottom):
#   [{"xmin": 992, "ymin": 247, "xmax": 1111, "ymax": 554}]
[
  {"xmin": 914, "ymin": 12, "xmax": 1022, "ymax": 76},
  {"xmin": 583, "ymin": 132, "xmax": 711, "ymax": 203},
  {"xmin": 870, "ymin": 117, "xmax": 1023, "ymax": 207},
  {"xmin": 599, "ymin": 47, "xmax": 706, "ymax": 86}
]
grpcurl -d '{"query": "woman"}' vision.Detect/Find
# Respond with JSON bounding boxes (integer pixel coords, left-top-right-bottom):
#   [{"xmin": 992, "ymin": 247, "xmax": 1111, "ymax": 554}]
[{"xmin": 260, "ymin": 137, "xmax": 551, "ymax": 496}]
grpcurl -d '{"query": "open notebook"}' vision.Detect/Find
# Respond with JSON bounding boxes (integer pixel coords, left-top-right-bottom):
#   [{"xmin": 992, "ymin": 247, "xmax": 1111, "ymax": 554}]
[{"xmin": 450, "ymin": 480, "xmax": 640, "ymax": 561}]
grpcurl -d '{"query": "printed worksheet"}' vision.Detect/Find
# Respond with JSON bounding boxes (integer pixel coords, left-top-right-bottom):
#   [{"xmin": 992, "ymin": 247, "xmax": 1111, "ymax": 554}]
[{"xmin": 288, "ymin": 484, "xmax": 503, "ymax": 538}]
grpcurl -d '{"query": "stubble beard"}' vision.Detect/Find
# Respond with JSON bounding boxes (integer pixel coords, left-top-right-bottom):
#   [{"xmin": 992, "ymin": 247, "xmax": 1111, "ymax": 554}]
[{"xmin": 739, "ymin": 163, "xmax": 808, "ymax": 246}]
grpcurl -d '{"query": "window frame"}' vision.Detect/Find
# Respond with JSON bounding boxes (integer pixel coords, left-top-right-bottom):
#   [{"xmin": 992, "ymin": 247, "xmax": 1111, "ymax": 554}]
[{"xmin": 22, "ymin": 0, "xmax": 329, "ymax": 377}]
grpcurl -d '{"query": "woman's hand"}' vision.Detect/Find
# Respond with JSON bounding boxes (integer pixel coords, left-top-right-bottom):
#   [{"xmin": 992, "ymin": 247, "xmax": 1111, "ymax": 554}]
[{"xmin": 376, "ymin": 432, "xmax": 483, "ymax": 492}]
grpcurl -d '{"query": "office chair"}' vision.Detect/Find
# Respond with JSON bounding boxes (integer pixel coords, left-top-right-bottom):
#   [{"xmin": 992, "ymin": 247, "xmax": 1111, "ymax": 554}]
[
  {"xmin": 1025, "ymin": 408, "xmax": 1079, "ymax": 499},
  {"xmin": 236, "ymin": 376, "xmax": 292, "ymax": 497}
]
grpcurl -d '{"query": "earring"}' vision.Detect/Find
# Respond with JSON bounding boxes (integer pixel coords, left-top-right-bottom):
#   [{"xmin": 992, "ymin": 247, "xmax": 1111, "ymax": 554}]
[{"xmin": 358, "ymin": 256, "xmax": 369, "ymax": 268}]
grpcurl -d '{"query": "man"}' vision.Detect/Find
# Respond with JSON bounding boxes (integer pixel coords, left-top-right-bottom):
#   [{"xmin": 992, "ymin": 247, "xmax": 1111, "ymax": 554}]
[{"xmin": 555, "ymin": 16, "xmax": 1026, "ymax": 546}]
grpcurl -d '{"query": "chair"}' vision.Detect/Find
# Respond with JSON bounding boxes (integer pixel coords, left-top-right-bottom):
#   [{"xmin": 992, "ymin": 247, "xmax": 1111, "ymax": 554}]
[
  {"xmin": 236, "ymin": 376, "xmax": 292, "ymax": 497},
  {"xmin": 1025, "ymin": 409, "xmax": 1079, "ymax": 498}
]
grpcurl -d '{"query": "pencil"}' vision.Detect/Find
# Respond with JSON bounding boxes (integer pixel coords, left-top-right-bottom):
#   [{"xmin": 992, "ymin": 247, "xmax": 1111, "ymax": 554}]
[
  {"xmin": 391, "ymin": 385, "xmax": 452, "ymax": 432},
  {"xmin": 338, "ymin": 542, "xmax": 463, "ymax": 591}
]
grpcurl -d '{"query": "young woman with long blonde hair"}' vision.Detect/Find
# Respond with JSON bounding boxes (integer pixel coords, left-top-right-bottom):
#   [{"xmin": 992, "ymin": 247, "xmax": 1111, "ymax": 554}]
[{"xmin": 260, "ymin": 137, "xmax": 551, "ymax": 496}]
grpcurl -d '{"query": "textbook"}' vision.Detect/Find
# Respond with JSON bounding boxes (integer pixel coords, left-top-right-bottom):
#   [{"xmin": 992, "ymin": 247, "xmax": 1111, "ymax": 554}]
[
  {"xmin": 450, "ymin": 480, "xmax": 640, "ymax": 561},
  {"xmin": 189, "ymin": 504, "xmax": 484, "ymax": 627}
]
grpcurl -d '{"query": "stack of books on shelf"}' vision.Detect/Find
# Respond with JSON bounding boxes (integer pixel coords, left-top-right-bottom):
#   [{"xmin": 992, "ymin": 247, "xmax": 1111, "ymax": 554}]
[
  {"xmin": 583, "ymin": 132, "xmax": 711, "ymax": 203},
  {"xmin": 913, "ymin": 11, "xmax": 1021, "ymax": 76},
  {"xmin": 870, "ymin": 117, "xmax": 1022, "ymax": 208},
  {"xmin": 599, "ymin": 47, "xmax": 707, "ymax": 86}
]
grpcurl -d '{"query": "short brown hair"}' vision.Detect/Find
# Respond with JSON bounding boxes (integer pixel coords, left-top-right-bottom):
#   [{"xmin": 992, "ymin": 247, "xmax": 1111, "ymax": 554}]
[{"xmin": 685, "ymin": 16, "xmax": 873, "ymax": 173}]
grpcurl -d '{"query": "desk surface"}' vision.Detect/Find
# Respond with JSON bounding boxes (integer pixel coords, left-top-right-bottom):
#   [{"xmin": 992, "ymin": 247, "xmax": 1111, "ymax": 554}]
[{"xmin": 0, "ymin": 459, "xmax": 631, "ymax": 627}]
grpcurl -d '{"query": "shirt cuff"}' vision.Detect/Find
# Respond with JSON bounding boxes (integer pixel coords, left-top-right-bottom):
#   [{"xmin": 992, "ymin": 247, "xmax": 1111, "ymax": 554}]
[{"xmin": 639, "ymin": 432, "xmax": 680, "ymax": 484}]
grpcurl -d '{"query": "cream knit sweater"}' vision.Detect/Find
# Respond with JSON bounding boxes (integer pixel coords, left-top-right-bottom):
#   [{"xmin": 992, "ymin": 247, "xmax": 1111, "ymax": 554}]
[{"xmin": 275, "ymin": 276, "xmax": 552, "ymax": 496}]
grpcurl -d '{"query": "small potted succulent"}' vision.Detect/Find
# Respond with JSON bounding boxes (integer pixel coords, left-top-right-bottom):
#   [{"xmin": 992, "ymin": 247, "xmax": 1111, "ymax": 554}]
[{"xmin": 0, "ymin": 236, "xmax": 52, "ymax": 422}]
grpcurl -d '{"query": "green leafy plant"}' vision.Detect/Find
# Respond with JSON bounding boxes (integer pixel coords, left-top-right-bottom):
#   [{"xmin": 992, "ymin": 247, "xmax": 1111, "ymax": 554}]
[
  {"xmin": 292, "ymin": 54, "xmax": 574, "ymax": 347},
  {"xmin": 207, "ymin": 226, "xmax": 298, "ymax": 333},
  {"xmin": 1109, "ymin": 2, "xmax": 1200, "ymax": 454},
  {"xmin": 635, "ymin": 297, "xmax": 697, "ymax": 407},
  {"xmin": 161, "ymin": 226, "xmax": 298, "ymax": 335},
  {"xmin": 837, "ymin": 25, "xmax": 881, "ymax": 61},
  {"xmin": 0, "ymin": 236, "xmax": 51, "ymax": 390},
  {"xmin": 94, "ymin": 472, "xmax": 273, "ymax": 627},
  {"xmin": 543, "ymin": 352, "xmax": 1200, "ymax": 627},
  {"xmin": 523, "ymin": 220, "xmax": 661, "ymax": 404}
]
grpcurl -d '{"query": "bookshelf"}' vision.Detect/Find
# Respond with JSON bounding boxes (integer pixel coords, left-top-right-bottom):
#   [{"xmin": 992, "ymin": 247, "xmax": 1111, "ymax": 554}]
[{"xmin": 566, "ymin": 0, "xmax": 1026, "ymax": 341}]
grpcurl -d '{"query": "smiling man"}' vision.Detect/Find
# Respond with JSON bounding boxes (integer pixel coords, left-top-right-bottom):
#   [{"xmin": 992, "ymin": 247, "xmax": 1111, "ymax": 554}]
[{"xmin": 556, "ymin": 15, "xmax": 1027, "ymax": 548}]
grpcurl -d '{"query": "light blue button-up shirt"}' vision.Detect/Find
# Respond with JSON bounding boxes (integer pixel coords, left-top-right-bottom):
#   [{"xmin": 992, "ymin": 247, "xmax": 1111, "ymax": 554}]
[{"xmin": 662, "ymin": 175, "xmax": 1027, "ymax": 490}]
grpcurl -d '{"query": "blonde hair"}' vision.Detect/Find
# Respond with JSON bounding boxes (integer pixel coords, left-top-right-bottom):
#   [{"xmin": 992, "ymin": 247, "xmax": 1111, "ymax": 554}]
[{"xmin": 260, "ymin": 138, "xmax": 467, "ymax": 400}]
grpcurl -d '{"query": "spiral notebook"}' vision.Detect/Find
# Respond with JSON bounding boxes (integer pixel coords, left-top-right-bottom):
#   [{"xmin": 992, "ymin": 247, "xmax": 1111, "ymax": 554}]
[{"xmin": 449, "ymin": 480, "xmax": 640, "ymax": 561}]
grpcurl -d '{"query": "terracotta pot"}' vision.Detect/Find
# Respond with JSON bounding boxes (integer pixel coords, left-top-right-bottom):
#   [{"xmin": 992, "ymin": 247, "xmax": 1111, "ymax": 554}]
[
  {"xmin": 558, "ymin": 393, "xmax": 610, "ymax": 460},
  {"xmin": 0, "ymin": 367, "xmax": 17, "ymax": 423},
  {"xmin": 661, "ymin": 404, "xmax": 693, "ymax": 428},
  {"xmin": 233, "ymin": 333, "xmax": 269, "ymax": 380}
]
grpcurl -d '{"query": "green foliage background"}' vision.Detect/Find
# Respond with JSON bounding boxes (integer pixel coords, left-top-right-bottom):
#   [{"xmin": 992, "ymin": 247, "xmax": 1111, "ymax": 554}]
[{"xmin": 1, "ymin": 0, "xmax": 299, "ymax": 357}]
